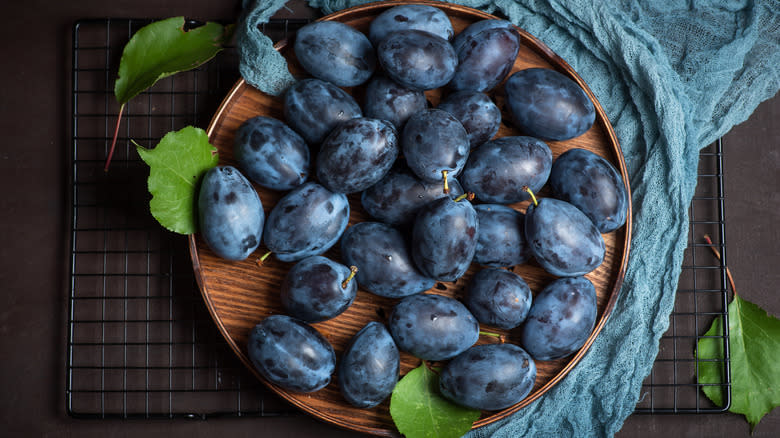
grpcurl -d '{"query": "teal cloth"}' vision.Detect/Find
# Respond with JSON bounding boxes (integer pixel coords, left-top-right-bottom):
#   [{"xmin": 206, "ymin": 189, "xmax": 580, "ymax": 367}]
[{"xmin": 237, "ymin": 1, "xmax": 780, "ymax": 436}]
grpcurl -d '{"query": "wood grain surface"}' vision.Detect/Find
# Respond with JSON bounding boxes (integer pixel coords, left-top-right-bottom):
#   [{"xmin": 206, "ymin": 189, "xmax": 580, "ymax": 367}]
[{"xmin": 189, "ymin": 1, "xmax": 632, "ymax": 436}]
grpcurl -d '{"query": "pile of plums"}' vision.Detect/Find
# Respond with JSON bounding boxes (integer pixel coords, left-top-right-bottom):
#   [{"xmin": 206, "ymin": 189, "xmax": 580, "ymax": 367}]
[{"xmin": 197, "ymin": 4, "xmax": 628, "ymax": 413}]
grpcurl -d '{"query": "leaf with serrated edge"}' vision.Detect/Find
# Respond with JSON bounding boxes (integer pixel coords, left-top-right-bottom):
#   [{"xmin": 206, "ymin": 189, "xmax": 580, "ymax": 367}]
[
  {"xmin": 115, "ymin": 17, "xmax": 233, "ymax": 104},
  {"xmin": 136, "ymin": 126, "xmax": 218, "ymax": 235},
  {"xmin": 698, "ymin": 294, "xmax": 780, "ymax": 430},
  {"xmin": 390, "ymin": 365, "xmax": 481, "ymax": 438}
]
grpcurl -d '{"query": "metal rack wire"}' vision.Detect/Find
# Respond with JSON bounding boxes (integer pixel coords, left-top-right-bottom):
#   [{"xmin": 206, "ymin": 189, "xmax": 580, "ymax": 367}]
[
  {"xmin": 67, "ymin": 18, "xmax": 307, "ymax": 419},
  {"xmin": 635, "ymin": 139, "xmax": 731, "ymax": 413},
  {"xmin": 67, "ymin": 18, "xmax": 730, "ymax": 419}
]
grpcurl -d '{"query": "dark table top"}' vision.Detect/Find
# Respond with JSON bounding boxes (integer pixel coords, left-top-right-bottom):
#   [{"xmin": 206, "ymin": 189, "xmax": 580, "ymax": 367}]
[{"xmin": 1, "ymin": 1, "xmax": 778, "ymax": 436}]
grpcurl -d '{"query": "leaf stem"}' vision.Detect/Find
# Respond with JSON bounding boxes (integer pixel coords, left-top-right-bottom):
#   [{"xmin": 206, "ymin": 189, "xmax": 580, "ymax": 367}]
[
  {"xmin": 104, "ymin": 103, "xmax": 125, "ymax": 172},
  {"xmin": 341, "ymin": 265, "xmax": 358, "ymax": 289},
  {"xmin": 423, "ymin": 360, "xmax": 441, "ymax": 374},
  {"xmin": 703, "ymin": 234, "xmax": 738, "ymax": 297}
]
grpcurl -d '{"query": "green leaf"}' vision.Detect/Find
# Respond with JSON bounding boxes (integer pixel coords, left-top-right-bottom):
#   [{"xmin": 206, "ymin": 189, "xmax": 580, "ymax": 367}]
[
  {"xmin": 115, "ymin": 17, "xmax": 234, "ymax": 104},
  {"xmin": 697, "ymin": 315, "xmax": 728, "ymax": 407},
  {"xmin": 136, "ymin": 126, "xmax": 219, "ymax": 234},
  {"xmin": 390, "ymin": 365, "xmax": 481, "ymax": 438},
  {"xmin": 698, "ymin": 294, "xmax": 780, "ymax": 430}
]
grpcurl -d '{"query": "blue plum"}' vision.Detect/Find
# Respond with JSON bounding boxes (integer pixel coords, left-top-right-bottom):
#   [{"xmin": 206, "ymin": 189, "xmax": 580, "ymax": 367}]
[
  {"xmin": 474, "ymin": 204, "xmax": 531, "ymax": 268},
  {"xmin": 294, "ymin": 21, "xmax": 375, "ymax": 87},
  {"xmin": 340, "ymin": 222, "xmax": 434, "ymax": 298},
  {"xmin": 360, "ymin": 166, "xmax": 463, "ymax": 227},
  {"xmin": 283, "ymin": 78, "xmax": 362, "ymax": 145},
  {"xmin": 247, "ymin": 315, "xmax": 336, "ymax": 392},
  {"xmin": 280, "ymin": 256, "xmax": 357, "ymax": 322},
  {"xmin": 525, "ymin": 197, "xmax": 605, "ymax": 277},
  {"xmin": 363, "ymin": 75, "xmax": 428, "ymax": 130},
  {"xmin": 519, "ymin": 276, "xmax": 597, "ymax": 361},
  {"xmin": 316, "ymin": 117, "xmax": 398, "ymax": 194},
  {"xmin": 368, "ymin": 4, "xmax": 454, "ymax": 46},
  {"xmin": 263, "ymin": 182, "xmax": 349, "ymax": 262},
  {"xmin": 411, "ymin": 196, "xmax": 478, "ymax": 282},
  {"xmin": 439, "ymin": 343, "xmax": 536, "ymax": 410},
  {"xmin": 438, "ymin": 91, "xmax": 501, "ymax": 148},
  {"xmin": 549, "ymin": 148, "xmax": 628, "ymax": 233},
  {"xmin": 339, "ymin": 322, "xmax": 400, "ymax": 408},
  {"xmin": 465, "ymin": 268, "xmax": 532, "ymax": 329},
  {"xmin": 233, "ymin": 116, "xmax": 309, "ymax": 191},
  {"xmin": 449, "ymin": 20, "xmax": 520, "ymax": 92},
  {"xmin": 451, "ymin": 19, "xmax": 516, "ymax": 54},
  {"xmin": 402, "ymin": 109, "xmax": 470, "ymax": 184},
  {"xmin": 198, "ymin": 166, "xmax": 264, "ymax": 261},
  {"xmin": 505, "ymin": 68, "xmax": 596, "ymax": 141},
  {"xmin": 377, "ymin": 30, "xmax": 457, "ymax": 91},
  {"xmin": 388, "ymin": 293, "xmax": 479, "ymax": 361},
  {"xmin": 460, "ymin": 136, "xmax": 552, "ymax": 204}
]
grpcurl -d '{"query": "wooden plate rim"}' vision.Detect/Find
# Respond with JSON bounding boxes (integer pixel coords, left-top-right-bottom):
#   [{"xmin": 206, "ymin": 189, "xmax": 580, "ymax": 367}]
[{"xmin": 189, "ymin": 0, "xmax": 633, "ymax": 435}]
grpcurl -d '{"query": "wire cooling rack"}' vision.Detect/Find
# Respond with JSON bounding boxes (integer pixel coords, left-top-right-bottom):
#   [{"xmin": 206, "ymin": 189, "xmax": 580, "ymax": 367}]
[
  {"xmin": 67, "ymin": 17, "xmax": 308, "ymax": 419},
  {"xmin": 634, "ymin": 139, "xmax": 731, "ymax": 413},
  {"xmin": 67, "ymin": 18, "xmax": 730, "ymax": 419}
]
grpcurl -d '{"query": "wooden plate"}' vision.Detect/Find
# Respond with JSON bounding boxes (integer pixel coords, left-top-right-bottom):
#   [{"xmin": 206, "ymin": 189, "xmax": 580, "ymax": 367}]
[{"xmin": 189, "ymin": 1, "xmax": 632, "ymax": 436}]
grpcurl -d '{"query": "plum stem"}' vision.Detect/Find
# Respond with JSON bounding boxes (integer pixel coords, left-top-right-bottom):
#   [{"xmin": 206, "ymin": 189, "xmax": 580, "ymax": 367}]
[
  {"xmin": 104, "ymin": 103, "xmax": 125, "ymax": 172},
  {"xmin": 442, "ymin": 170, "xmax": 450, "ymax": 194},
  {"xmin": 703, "ymin": 234, "xmax": 738, "ymax": 297},
  {"xmin": 523, "ymin": 186, "xmax": 538, "ymax": 206},
  {"xmin": 454, "ymin": 192, "xmax": 475, "ymax": 203},
  {"xmin": 255, "ymin": 251, "xmax": 272, "ymax": 267},
  {"xmin": 479, "ymin": 330, "xmax": 507, "ymax": 343},
  {"xmin": 341, "ymin": 265, "xmax": 358, "ymax": 289}
]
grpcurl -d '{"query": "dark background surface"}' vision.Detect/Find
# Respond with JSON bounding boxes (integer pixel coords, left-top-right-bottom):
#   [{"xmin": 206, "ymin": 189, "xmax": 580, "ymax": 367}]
[{"xmin": 1, "ymin": 0, "xmax": 778, "ymax": 437}]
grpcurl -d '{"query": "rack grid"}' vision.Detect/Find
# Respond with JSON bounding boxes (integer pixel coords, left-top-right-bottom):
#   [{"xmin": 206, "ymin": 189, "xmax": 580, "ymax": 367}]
[
  {"xmin": 635, "ymin": 139, "xmax": 731, "ymax": 413},
  {"xmin": 67, "ymin": 18, "xmax": 730, "ymax": 419}
]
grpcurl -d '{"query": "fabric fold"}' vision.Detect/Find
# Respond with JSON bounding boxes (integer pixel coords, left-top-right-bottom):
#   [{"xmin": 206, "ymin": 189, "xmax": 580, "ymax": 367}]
[{"xmin": 237, "ymin": 0, "xmax": 297, "ymax": 95}]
